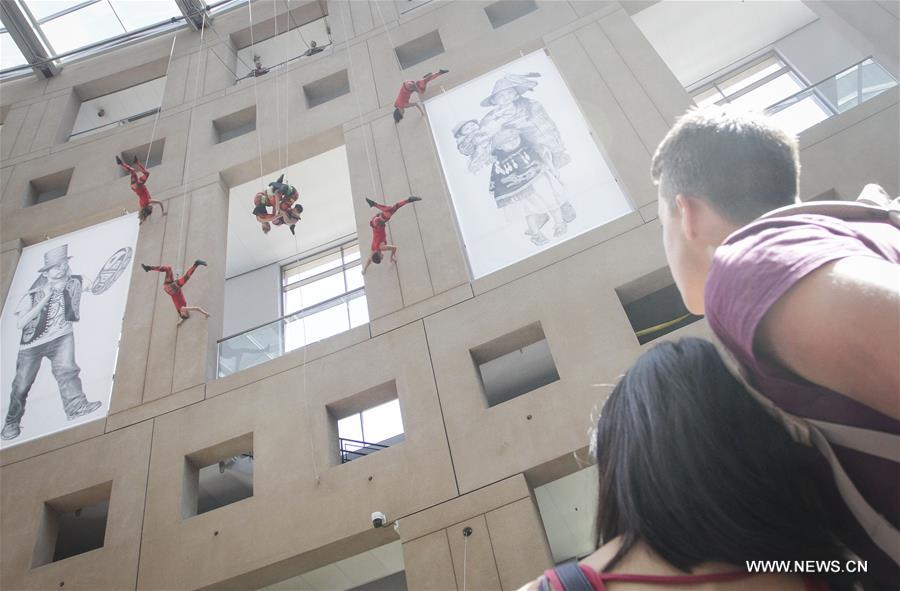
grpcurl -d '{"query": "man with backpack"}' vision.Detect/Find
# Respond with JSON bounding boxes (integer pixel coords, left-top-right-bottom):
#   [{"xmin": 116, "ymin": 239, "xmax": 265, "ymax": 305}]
[{"xmin": 650, "ymin": 106, "xmax": 899, "ymax": 587}]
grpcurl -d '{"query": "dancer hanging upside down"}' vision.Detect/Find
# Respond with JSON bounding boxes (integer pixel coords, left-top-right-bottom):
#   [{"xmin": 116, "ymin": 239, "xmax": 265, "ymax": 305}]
[
  {"xmin": 117, "ymin": 155, "xmax": 165, "ymax": 224},
  {"xmin": 252, "ymin": 174, "xmax": 304, "ymax": 235},
  {"xmin": 362, "ymin": 196, "xmax": 422, "ymax": 274},
  {"xmin": 141, "ymin": 260, "xmax": 209, "ymax": 325},
  {"xmin": 393, "ymin": 69, "xmax": 449, "ymax": 123}
]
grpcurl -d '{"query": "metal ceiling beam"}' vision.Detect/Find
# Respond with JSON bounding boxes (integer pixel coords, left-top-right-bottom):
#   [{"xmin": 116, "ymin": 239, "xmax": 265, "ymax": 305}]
[
  {"xmin": 174, "ymin": 0, "xmax": 210, "ymax": 31},
  {"xmin": 0, "ymin": 1, "xmax": 59, "ymax": 78}
]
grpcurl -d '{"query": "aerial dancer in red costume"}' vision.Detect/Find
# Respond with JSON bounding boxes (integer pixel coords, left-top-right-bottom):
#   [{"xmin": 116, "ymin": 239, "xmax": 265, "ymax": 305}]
[
  {"xmin": 141, "ymin": 260, "xmax": 209, "ymax": 325},
  {"xmin": 393, "ymin": 69, "xmax": 449, "ymax": 123},
  {"xmin": 361, "ymin": 196, "xmax": 422, "ymax": 274},
  {"xmin": 116, "ymin": 156, "xmax": 165, "ymax": 224}
]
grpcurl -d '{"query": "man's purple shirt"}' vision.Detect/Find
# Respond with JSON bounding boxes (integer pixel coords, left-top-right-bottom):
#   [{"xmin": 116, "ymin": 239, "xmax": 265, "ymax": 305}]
[{"xmin": 705, "ymin": 213, "xmax": 900, "ymax": 539}]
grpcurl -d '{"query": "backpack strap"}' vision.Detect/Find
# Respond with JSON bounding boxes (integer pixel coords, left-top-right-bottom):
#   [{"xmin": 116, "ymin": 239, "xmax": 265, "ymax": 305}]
[
  {"xmin": 713, "ymin": 342, "xmax": 900, "ymax": 565},
  {"xmin": 758, "ymin": 199, "xmax": 900, "ymax": 228},
  {"xmin": 541, "ymin": 561, "xmax": 596, "ymax": 591}
]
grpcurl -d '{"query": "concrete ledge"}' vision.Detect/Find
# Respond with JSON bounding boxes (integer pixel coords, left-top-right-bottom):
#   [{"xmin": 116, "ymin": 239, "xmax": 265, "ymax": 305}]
[
  {"xmin": 0, "ymin": 416, "xmax": 107, "ymax": 467},
  {"xmin": 105, "ymin": 383, "xmax": 205, "ymax": 433},
  {"xmin": 399, "ymin": 474, "xmax": 530, "ymax": 543},
  {"xmin": 800, "ymin": 87, "xmax": 899, "ymax": 150},
  {"xmin": 370, "ymin": 282, "xmax": 474, "ymax": 336}
]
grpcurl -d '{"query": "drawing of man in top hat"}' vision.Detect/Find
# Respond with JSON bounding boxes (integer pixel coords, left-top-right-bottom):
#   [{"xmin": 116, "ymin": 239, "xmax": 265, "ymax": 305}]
[{"xmin": 2, "ymin": 244, "xmax": 105, "ymax": 440}]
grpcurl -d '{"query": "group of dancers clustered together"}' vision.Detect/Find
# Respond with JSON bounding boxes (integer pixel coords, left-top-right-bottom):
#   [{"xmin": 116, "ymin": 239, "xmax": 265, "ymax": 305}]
[{"xmin": 117, "ymin": 71, "xmax": 449, "ymax": 325}]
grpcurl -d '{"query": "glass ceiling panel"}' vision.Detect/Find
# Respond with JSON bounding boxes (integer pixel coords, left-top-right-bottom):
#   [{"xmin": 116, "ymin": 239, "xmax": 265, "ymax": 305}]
[
  {"xmin": 1, "ymin": 32, "xmax": 28, "ymax": 70},
  {"xmin": 108, "ymin": 0, "xmax": 181, "ymax": 32},
  {"xmin": 40, "ymin": 1, "xmax": 124, "ymax": 54},
  {"xmin": 25, "ymin": 0, "xmax": 92, "ymax": 21}
]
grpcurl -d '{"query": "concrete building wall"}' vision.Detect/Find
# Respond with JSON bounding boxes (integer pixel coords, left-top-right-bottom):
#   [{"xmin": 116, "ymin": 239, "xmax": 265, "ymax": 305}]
[{"xmin": 1, "ymin": 1, "xmax": 897, "ymax": 589}]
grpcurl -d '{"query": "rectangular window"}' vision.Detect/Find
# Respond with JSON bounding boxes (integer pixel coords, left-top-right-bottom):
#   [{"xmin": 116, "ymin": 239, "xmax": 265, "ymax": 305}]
[
  {"xmin": 303, "ymin": 70, "xmax": 350, "ymax": 108},
  {"xmin": 691, "ymin": 52, "xmax": 830, "ymax": 136},
  {"xmin": 32, "ymin": 481, "xmax": 112, "ymax": 567},
  {"xmin": 213, "ymin": 106, "xmax": 257, "ymax": 144},
  {"xmin": 27, "ymin": 168, "xmax": 74, "ymax": 206},
  {"xmin": 616, "ymin": 267, "xmax": 702, "ymax": 345},
  {"xmin": 484, "ymin": 0, "xmax": 538, "ymax": 29},
  {"xmin": 183, "ymin": 433, "xmax": 254, "ymax": 518},
  {"xmin": 471, "ymin": 322, "xmax": 560, "ymax": 407},
  {"xmin": 328, "ymin": 381, "xmax": 404, "ymax": 464},
  {"xmin": 69, "ymin": 77, "xmax": 165, "ymax": 141},
  {"xmin": 118, "ymin": 138, "xmax": 165, "ymax": 175},
  {"xmin": 281, "ymin": 241, "xmax": 367, "ymax": 353},
  {"xmin": 394, "ymin": 30, "xmax": 445, "ymax": 70}
]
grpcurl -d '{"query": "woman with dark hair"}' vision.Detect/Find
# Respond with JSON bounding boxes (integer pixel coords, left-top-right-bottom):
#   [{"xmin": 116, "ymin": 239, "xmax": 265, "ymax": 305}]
[{"xmin": 521, "ymin": 338, "xmax": 862, "ymax": 591}]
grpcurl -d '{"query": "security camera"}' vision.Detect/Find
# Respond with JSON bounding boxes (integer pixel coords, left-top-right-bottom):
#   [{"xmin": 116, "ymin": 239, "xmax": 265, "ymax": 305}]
[{"xmin": 371, "ymin": 511, "xmax": 386, "ymax": 528}]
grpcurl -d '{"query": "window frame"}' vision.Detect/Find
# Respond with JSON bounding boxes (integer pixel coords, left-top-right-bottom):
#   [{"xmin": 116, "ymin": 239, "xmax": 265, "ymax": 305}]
[{"xmin": 689, "ymin": 50, "xmax": 813, "ymax": 109}]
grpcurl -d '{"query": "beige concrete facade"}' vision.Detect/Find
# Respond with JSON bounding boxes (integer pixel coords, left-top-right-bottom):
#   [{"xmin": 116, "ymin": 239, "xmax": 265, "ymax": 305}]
[{"xmin": 1, "ymin": 1, "xmax": 898, "ymax": 589}]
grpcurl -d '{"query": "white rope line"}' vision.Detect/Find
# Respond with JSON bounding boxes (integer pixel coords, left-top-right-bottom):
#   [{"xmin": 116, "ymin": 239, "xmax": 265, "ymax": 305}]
[
  {"xmin": 371, "ymin": 0, "xmax": 402, "ymax": 73},
  {"xmin": 462, "ymin": 532, "xmax": 469, "ymax": 591},
  {"xmin": 272, "ymin": 0, "xmax": 282, "ymax": 176},
  {"xmin": 176, "ymin": 13, "xmax": 207, "ymax": 270},
  {"xmin": 145, "ymin": 35, "xmax": 177, "ymax": 165},
  {"xmin": 338, "ymin": 1, "xmax": 378, "ymax": 197},
  {"xmin": 248, "ymin": 0, "xmax": 266, "ymax": 187}
]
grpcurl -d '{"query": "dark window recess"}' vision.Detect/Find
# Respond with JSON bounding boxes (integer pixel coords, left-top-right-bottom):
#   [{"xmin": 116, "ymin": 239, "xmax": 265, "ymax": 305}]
[
  {"xmin": 304, "ymin": 70, "xmax": 350, "ymax": 108},
  {"xmin": 616, "ymin": 267, "xmax": 703, "ymax": 344},
  {"xmin": 183, "ymin": 433, "xmax": 254, "ymax": 518},
  {"xmin": 118, "ymin": 138, "xmax": 166, "ymax": 176},
  {"xmin": 484, "ymin": 0, "xmax": 538, "ymax": 29},
  {"xmin": 213, "ymin": 106, "xmax": 257, "ymax": 143},
  {"xmin": 395, "ymin": 30, "xmax": 445, "ymax": 70},
  {"xmin": 471, "ymin": 322, "xmax": 560, "ymax": 407},
  {"xmin": 32, "ymin": 481, "xmax": 112, "ymax": 567},
  {"xmin": 27, "ymin": 168, "xmax": 74, "ymax": 206}
]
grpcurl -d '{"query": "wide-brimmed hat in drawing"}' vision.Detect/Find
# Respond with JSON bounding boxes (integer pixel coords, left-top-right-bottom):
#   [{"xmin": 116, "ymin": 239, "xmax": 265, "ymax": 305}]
[
  {"xmin": 452, "ymin": 119, "xmax": 479, "ymax": 137},
  {"xmin": 480, "ymin": 77, "xmax": 534, "ymax": 107},
  {"xmin": 39, "ymin": 244, "xmax": 73, "ymax": 272}
]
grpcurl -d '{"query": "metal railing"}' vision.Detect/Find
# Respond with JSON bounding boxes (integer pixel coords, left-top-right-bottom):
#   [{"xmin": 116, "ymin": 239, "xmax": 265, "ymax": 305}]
[
  {"xmin": 68, "ymin": 107, "xmax": 160, "ymax": 141},
  {"xmin": 217, "ymin": 287, "xmax": 366, "ymax": 378},
  {"xmin": 339, "ymin": 437, "xmax": 390, "ymax": 464},
  {"xmin": 764, "ymin": 57, "xmax": 898, "ymax": 132}
]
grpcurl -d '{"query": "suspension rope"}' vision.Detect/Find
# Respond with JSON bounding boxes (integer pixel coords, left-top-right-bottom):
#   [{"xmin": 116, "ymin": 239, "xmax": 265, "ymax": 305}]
[
  {"xmin": 248, "ymin": 0, "xmax": 266, "ymax": 187},
  {"xmin": 176, "ymin": 13, "xmax": 207, "ymax": 270},
  {"xmin": 272, "ymin": 0, "xmax": 282, "ymax": 176},
  {"xmin": 371, "ymin": 0, "xmax": 402, "ymax": 73},
  {"xmin": 144, "ymin": 36, "xmax": 178, "ymax": 165}
]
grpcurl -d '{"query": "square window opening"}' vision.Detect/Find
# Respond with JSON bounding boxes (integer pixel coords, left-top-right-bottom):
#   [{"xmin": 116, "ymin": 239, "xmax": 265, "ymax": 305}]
[
  {"xmin": 484, "ymin": 0, "xmax": 538, "ymax": 29},
  {"xmin": 328, "ymin": 381, "xmax": 404, "ymax": 465},
  {"xmin": 32, "ymin": 481, "xmax": 112, "ymax": 567},
  {"xmin": 394, "ymin": 30, "xmax": 445, "ymax": 70},
  {"xmin": 471, "ymin": 322, "xmax": 560, "ymax": 407},
  {"xmin": 303, "ymin": 70, "xmax": 350, "ymax": 108},
  {"xmin": 183, "ymin": 433, "xmax": 254, "ymax": 518},
  {"xmin": 27, "ymin": 168, "xmax": 74, "ymax": 206},
  {"xmin": 214, "ymin": 106, "xmax": 257, "ymax": 144},
  {"xmin": 615, "ymin": 267, "xmax": 702, "ymax": 344},
  {"xmin": 118, "ymin": 138, "xmax": 166, "ymax": 176}
]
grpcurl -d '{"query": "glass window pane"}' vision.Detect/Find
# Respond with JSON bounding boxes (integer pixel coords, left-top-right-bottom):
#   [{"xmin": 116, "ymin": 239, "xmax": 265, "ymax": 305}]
[
  {"xmin": 26, "ymin": 0, "xmax": 89, "ymax": 21},
  {"xmin": 1, "ymin": 32, "xmax": 28, "ymax": 70},
  {"xmin": 362, "ymin": 400, "xmax": 404, "ymax": 444},
  {"xmin": 342, "ymin": 244, "xmax": 361, "ymax": 263},
  {"xmin": 348, "ymin": 295, "xmax": 369, "ymax": 328},
  {"xmin": 344, "ymin": 267, "xmax": 364, "ymax": 291},
  {"xmin": 767, "ymin": 95, "xmax": 831, "ymax": 136},
  {"xmin": 728, "ymin": 73, "xmax": 804, "ymax": 112},
  {"xmin": 301, "ymin": 304, "xmax": 350, "ymax": 345},
  {"xmin": 692, "ymin": 86, "xmax": 723, "ymax": 108},
  {"xmin": 300, "ymin": 273, "xmax": 346, "ymax": 308},
  {"xmin": 40, "ymin": 1, "xmax": 125, "ymax": 54},
  {"xmin": 284, "ymin": 250, "xmax": 343, "ymax": 285},
  {"xmin": 109, "ymin": 0, "xmax": 180, "ymax": 31},
  {"xmin": 338, "ymin": 414, "xmax": 363, "ymax": 444},
  {"xmin": 719, "ymin": 56, "xmax": 783, "ymax": 97}
]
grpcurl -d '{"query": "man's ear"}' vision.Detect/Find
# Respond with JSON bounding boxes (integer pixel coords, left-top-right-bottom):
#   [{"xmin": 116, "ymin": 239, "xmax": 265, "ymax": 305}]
[{"xmin": 674, "ymin": 194, "xmax": 700, "ymax": 240}]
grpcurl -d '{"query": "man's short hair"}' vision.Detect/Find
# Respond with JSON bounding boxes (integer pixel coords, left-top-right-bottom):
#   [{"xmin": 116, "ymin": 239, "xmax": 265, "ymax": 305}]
[
  {"xmin": 651, "ymin": 106, "xmax": 800, "ymax": 225},
  {"xmin": 372, "ymin": 251, "xmax": 382, "ymax": 264}
]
